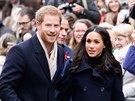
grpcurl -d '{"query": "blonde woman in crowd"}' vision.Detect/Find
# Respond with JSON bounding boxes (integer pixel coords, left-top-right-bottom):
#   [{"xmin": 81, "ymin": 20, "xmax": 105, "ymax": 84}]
[
  {"xmin": 112, "ymin": 23, "xmax": 133, "ymax": 64},
  {"xmin": 68, "ymin": 18, "xmax": 93, "ymax": 51},
  {"xmin": 0, "ymin": 33, "xmax": 17, "ymax": 74},
  {"xmin": 112, "ymin": 23, "xmax": 135, "ymax": 99},
  {"xmin": 105, "ymin": 0, "xmax": 121, "ymax": 25}
]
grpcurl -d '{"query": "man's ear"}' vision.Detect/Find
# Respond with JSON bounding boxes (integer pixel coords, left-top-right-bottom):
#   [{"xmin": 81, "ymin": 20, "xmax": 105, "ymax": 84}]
[
  {"xmin": 31, "ymin": 19, "xmax": 36, "ymax": 26},
  {"xmin": 35, "ymin": 19, "xmax": 42, "ymax": 28}
]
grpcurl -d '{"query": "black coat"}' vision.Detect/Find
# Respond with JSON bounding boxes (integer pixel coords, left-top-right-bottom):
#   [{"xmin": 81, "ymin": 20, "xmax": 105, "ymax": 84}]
[
  {"xmin": 70, "ymin": 60, "xmax": 125, "ymax": 101},
  {"xmin": 0, "ymin": 34, "xmax": 67, "ymax": 101}
]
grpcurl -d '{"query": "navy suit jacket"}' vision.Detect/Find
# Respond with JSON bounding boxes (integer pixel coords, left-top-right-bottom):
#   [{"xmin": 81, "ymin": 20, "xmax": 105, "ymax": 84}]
[{"xmin": 0, "ymin": 34, "xmax": 66, "ymax": 101}]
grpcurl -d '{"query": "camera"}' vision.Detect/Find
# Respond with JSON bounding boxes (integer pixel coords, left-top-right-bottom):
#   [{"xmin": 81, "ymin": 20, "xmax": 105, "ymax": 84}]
[
  {"xmin": 130, "ymin": 4, "xmax": 135, "ymax": 19},
  {"xmin": 59, "ymin": 2, "xmax": 75, "ymax": 13},
  {"xmin": 123, "ymin": 13, "xmax": 130, "ymax": 24}
]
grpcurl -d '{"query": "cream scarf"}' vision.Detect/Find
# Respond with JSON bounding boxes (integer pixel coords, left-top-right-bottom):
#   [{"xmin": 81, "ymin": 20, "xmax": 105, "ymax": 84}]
[{"xmin": 37, "ymin": 32, "xmax": 57, "ymax": 80}]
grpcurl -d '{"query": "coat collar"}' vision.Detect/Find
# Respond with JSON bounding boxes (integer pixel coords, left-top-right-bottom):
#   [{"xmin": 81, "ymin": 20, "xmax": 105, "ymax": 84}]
[
  {"xmin": 72, "ymin": 59, "xmax": 112, "ymax": 82},
  {"xmin": 72, "ymin": 59, "xmax": 92, "ymax": 73},
  {"xmin": 31, "ymin": 34, "xmax": 64, "ymax": 83}
]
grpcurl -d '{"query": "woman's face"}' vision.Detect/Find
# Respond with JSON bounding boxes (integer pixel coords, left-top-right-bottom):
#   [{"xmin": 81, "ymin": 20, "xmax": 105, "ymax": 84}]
[
  {"xmin": 74, "ymin": 22, "xmax": 88, "ymax": 44},
  {"xmin": 97, "ymin": 0, "xmax": 106, "ymax": 9},
  {"xmin": 114, "ymin": 35, "xmax": 128, "ymax": 49},
  {"xmin": 85, "ymin": 32, "xmax": 105, "ymax": 58},
  {"xmin": 108, "ymin": 0, "xmax": 120, "ymax": 12}
]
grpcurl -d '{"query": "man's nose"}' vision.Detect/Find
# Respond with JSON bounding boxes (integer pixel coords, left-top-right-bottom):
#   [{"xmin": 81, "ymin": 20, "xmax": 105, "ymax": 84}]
[
  {"xmin": 61, "ymin": 29, "xmax": 67, "ymax": 36},
  {"xmin": 20, "ymin": 24, "xmax": 25, "ymax": 29},
  {"xmin": 50, "ymin": 26, "xmax": 56, "ymax": 32}
]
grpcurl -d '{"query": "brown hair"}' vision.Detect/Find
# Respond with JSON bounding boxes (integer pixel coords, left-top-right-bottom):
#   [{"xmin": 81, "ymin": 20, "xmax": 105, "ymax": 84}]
[
  {"xmin": 69, "ymin": 19, "xmax": 94, "ymax": 50},
  {"xmin": 35, "ymin": 5, "xmax": 62, "ymax": 23}
]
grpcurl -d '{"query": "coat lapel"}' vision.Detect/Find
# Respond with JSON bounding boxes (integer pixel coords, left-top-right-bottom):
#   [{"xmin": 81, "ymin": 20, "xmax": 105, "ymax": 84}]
[
  {"xmin": 32, "ymin": 34, "xmax": 51, "ymax": 82},
  {"xmin": 31, "ymin": 35, "xmax": 64, "ymax": 84}
]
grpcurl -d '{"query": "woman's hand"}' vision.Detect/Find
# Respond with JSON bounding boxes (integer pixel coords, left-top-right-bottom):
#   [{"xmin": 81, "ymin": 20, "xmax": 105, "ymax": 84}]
[{"xmin": 131, "ymin": 30, "xmax": 135, "ymax": 46}]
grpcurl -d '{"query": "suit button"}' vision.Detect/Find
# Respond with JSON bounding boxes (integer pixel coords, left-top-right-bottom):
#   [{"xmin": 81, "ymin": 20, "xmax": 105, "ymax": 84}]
[
  {"xmin": 101, "ymin": 87, "xmax": 105, "ymax": 92},
  {"xmin": 83, "ymin": 86, "xmax": 87, "ymax": 91}
]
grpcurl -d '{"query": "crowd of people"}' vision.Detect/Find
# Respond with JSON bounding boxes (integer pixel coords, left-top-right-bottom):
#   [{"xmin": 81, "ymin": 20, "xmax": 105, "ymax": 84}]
[{"xmin": 0, "ymin": 0, "xmax": 135, "ymax": 101}]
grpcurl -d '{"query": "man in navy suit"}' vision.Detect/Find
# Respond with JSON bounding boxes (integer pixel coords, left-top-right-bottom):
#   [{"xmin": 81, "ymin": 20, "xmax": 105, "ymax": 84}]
[
  {"xmin": 0, "ymin": 5, "xmax": 69, "ymax": 101},
  {"xmin": 57, "ymin": 14, "xmax": 73, "ymax": 64}
]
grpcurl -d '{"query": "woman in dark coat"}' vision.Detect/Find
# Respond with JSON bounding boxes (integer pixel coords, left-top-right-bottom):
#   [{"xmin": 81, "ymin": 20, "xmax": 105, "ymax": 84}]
[{"xmin": 68, "ymin": 25, "xmax": 125, "ymax": 101}]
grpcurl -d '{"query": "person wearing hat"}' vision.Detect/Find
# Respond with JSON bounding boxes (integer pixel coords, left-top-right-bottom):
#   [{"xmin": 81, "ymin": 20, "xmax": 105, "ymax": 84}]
[{"xmin": 105, "ymin": 0, "xmax": 121, "ymax": 25}]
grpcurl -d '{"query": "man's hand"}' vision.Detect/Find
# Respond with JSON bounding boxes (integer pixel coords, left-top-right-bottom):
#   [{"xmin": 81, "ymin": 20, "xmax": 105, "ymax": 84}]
[
  {"xmin": 72, "ymin": 3, "xmax": 84, "ymax": 14},
  {"xmin": 58, "ymin": 4, "xmax": 66, "ymax": 14}
]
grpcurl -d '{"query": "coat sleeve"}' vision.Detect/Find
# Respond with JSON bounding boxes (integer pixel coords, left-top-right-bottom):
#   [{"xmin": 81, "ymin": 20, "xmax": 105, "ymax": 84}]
[
  {"xmin": 77, "ymin": 0, "xmax": 101, "ymax": 24},
  {"xmin": 55, "ymin": 59, "xmax": 73, "ymax": 101},
  {"xmin": 123, "ymin": 46, "xmax": 135, "ymax": 75},
  {"xmin": 111, "ymin": 75, "xmax": 125, "ymax": 101},
  {"xmin": 0, "ymin": 46, "xmax": 25, "ymax": 101}
]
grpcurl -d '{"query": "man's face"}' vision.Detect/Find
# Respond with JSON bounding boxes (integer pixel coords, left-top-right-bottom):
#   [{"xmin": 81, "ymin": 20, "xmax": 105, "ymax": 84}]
[
  {"xmin": 37, "ymin": 14, "xmax": 61, "ymax": 45},
  {"xmin": 57, "ymin": 19, "xmax": 70, "ymax": 45},
  {"xmin": 17, "ymin": 14, "xmax": 33, "ymax": 33}
]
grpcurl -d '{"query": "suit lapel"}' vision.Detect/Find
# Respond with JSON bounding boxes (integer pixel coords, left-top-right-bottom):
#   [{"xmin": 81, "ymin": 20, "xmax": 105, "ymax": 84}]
[{"xmin": 32, "ymin": 34, "xmax": 51, "ymax": 82}]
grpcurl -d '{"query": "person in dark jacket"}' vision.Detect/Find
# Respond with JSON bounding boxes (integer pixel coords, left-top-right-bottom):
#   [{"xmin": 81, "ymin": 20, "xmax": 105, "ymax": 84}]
[
  {"xmin": 47, "ymin": 0, "xmax": 101, "ymax": 24},
  {"xmin": 0, "ymin": 5, "xmax": 69, "ymax": 101},
  {"xmin": 68, "ymin": 25, "xmax": 125, "ymax": 101}
]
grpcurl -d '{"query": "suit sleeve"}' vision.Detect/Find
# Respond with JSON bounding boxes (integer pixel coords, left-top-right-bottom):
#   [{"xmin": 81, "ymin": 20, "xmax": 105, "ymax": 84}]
[{"xmin": 0, "ymin": 46, "xmax": 26, "ymax": 101}]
